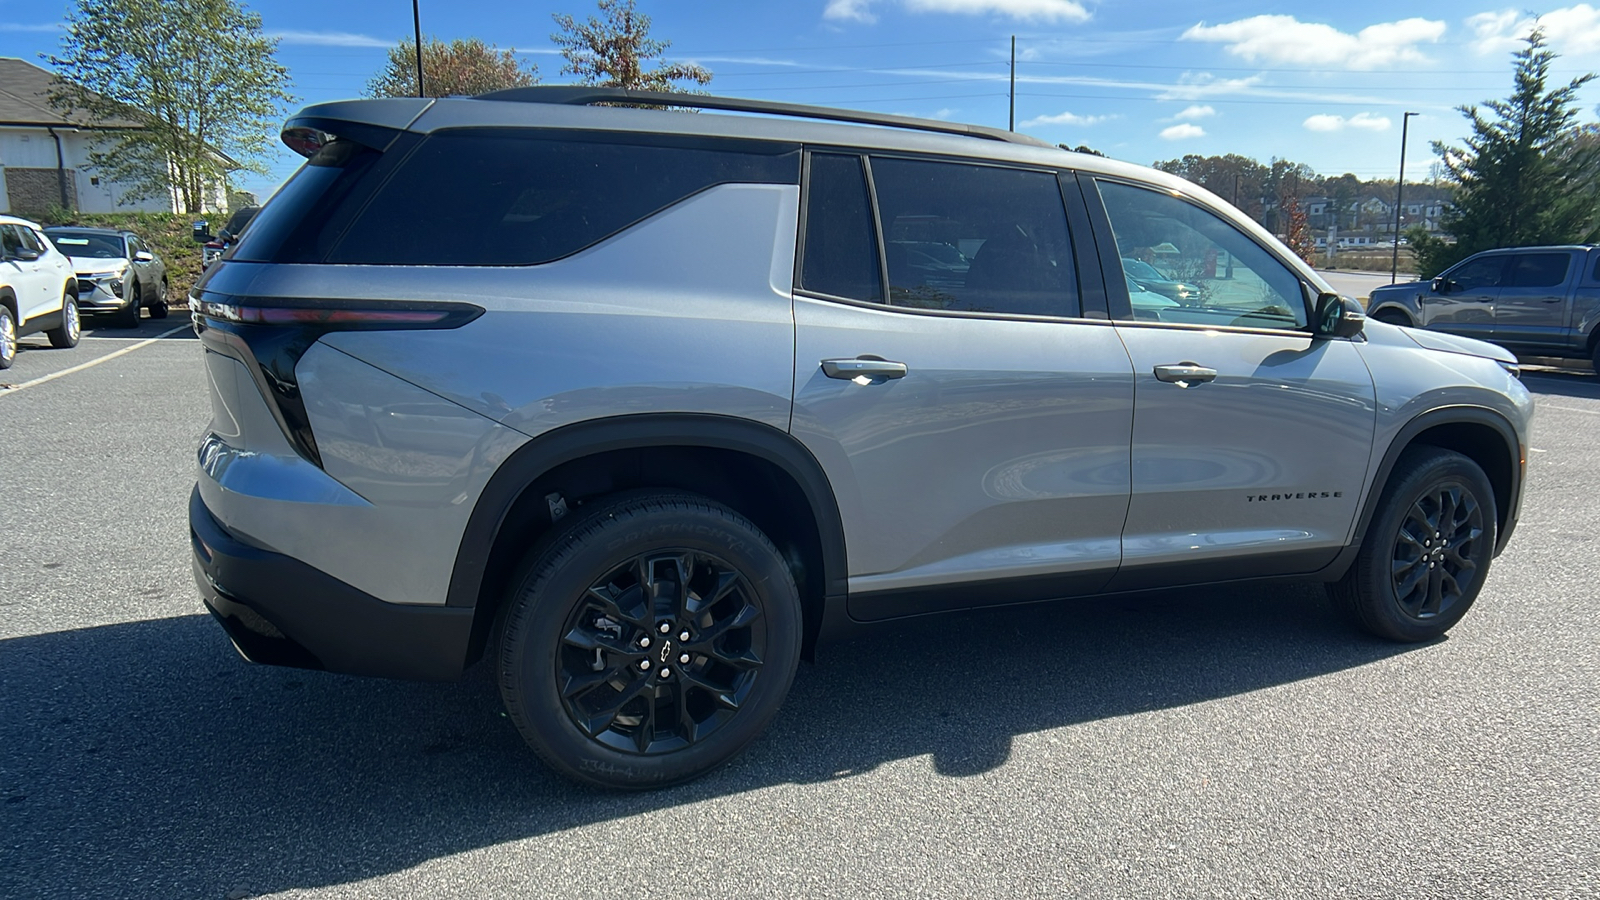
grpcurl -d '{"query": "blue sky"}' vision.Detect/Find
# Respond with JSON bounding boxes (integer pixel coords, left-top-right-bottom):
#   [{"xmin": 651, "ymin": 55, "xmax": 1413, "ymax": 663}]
[{"xmin": 6, "ymin": 1, "xmax": 1600, "ymax": 201}]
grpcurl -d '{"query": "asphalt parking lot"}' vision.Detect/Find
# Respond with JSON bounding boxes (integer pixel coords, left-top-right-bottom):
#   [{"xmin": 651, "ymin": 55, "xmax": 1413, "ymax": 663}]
[{"xmin": 1, "ymin": 321, "xmax": 1596, "ymax": 899}]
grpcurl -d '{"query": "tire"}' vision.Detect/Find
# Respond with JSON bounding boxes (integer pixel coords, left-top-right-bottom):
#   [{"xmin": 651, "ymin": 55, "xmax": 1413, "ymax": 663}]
[
  {"xmin": 117, "ymin": 283, "xmax": 141, "ymax": 328},
  {"xmin": 1590, "ymin": 336, "xmax": 1599, "ymax": 375},
  {"xmin": 46, "ymin": 293, "xmax": 80, "ymax": 349},
  {"xmin": 1372, "ymin": 308, "xmax": 1411, "ymax": 327},
  {"xmin": 0, "ymin": 305, "xmax": 15, "ymax": 369},
  {"xmin": 1328, "ymin": 447, "xmax": 1497, "ymax": 642},
  {"xmin": 148, "ymin": 280, "xmax": 169, "ymax": 319},
  {"xmin": 497, "ymin": 490, "xmax": 802, "ymax": 789}
]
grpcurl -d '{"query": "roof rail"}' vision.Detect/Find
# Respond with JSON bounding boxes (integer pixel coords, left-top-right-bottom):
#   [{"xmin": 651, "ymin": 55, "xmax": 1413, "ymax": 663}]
[{"xmin": 473, "ymin": 86, "xmax": 1054, "ymax": 148}]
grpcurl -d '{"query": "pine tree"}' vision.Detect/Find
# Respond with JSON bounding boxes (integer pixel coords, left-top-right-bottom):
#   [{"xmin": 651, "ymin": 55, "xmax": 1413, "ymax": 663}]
[
  {"xmin": 551, "ymin": 0, "xmax": 710, "ymax": 92},
  {"xmin": 1411, "ymin": 30, "xmax": 1600, "ymax": 278}
]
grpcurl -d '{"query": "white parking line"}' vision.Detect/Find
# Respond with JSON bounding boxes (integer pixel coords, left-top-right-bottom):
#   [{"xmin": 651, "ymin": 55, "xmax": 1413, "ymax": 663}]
[
  {"xmin": 0, "ymin": 324, "xmax": 190, "ymax": 398},
  {"xmin": 1542, "ymin": 404, "xmax": 1600, "ymax": 416}
]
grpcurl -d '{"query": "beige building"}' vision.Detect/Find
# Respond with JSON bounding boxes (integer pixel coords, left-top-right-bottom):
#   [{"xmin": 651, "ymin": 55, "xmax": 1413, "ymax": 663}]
[{"xmin": 0, "ymin": 57, "xmax": 229, "ymax": 215}]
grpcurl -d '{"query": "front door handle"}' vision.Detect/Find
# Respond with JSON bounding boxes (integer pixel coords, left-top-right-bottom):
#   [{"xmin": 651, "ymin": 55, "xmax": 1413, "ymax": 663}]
[
  {"xmin": 1153, "ymin": 362, "xmax": 1218, "ymax": 388},
  {"xmin": 822, "ymin": 357, "xmax": 908, "ymax": 380}
]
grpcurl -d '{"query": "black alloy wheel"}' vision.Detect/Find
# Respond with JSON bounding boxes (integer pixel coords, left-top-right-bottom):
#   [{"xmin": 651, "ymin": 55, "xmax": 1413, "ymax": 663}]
[
  {"xmin": 1329, "ymin": 446, "xmax": 1497, "ymax": 642},
  {"xmin": 1388, "ymin": 482, "xmax": 1485, "ymax": 621},
  {"xmin": 558, "ymin": 550, "xmax": 766, "ymax": 754},
  {"xmin": 498, "ymin": 490, "xmax": 802, "ymax": 789}
]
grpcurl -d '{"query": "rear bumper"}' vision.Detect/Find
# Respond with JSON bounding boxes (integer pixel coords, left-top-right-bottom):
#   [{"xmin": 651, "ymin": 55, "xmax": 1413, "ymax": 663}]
[{"xmin": 189, "ymin": 486, "xmax": 473, "ymax": 681}]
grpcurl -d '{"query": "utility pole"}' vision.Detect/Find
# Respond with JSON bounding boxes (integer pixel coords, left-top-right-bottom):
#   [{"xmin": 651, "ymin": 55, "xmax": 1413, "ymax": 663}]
[
  {"xmin": 1008, "ymin": 36, "xmax": 1015, "ymax": 132},
  {"xmin": 413, "ymin": 0, "xmax": 425, "ymax": 98},
  {"xmin": 1391, "ymin": 111, "xmax": 1418, "ymax": 283}
]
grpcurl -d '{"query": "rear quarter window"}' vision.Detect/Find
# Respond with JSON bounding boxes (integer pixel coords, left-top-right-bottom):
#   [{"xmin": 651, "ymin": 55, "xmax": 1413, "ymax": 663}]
[{"xmin": 329, "ymin": 130, "xmax": 799, "ymax": 266}]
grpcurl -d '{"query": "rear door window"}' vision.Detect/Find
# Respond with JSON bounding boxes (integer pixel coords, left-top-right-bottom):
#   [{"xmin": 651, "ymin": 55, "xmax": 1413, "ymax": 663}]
[
  {"xmin": 799, "ymin": 152, "xmax": 882, "ymax": 302},
  {"xmin": 869, "ymin": 157, "xmax": 1079, "ymax": 318},
  {"xmin": 1504, "ymin": 253, "xmax": 1570, "ymax": 288}
]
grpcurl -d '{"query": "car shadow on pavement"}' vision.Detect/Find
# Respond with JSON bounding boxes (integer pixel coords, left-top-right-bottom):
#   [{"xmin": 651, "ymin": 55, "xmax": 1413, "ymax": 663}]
[
  {"xmin": 0, "ymin": 583, "xmax": 1416, "ymax": 897},
  {"xmin": 1521, "ymin": 369, "xmax": 1600, "ymax": 402}
]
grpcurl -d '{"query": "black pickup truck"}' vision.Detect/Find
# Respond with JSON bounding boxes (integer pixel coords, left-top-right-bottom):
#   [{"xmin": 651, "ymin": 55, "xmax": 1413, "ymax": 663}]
[{"xmin": 1367, "ymin": 245, "xmax": 1600, "ymax": 370}]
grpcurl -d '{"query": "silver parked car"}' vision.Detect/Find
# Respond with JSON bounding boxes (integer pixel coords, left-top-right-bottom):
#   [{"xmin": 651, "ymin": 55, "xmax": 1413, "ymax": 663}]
[
  {"xmin": 43, "ymin": 227, "xmax": 169, "ymax": 328},
  {"xmin": 190, "ymin": 88, "xmax": 1533, "ymax": 789}
]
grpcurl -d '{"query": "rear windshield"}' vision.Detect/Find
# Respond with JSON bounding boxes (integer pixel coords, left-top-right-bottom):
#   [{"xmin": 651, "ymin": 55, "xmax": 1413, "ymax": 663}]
[{"xmin": 232, "ymin": 129, "xmax": 799, "ymax": 267}]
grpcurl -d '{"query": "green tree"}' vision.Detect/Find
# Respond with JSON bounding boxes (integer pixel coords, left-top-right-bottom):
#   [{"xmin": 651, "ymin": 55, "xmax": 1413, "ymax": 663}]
[
  {"xmin": 551, "ymin": 0, "xmax": 710, "ymax": 92},
  {"xmin": 367, "ymin": 37, "xmax": 539, "ymax": 99},
  {"xmin": 1411, "ymin": 30, "xmax": 1600, "ymax": 278},
  {"xmin": 47, "ymin": 0, "xmax": 292, "ymax": 214}
]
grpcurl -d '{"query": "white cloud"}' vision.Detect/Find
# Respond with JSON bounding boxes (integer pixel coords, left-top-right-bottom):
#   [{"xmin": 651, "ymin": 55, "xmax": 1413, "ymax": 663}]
[
  {"xmin": 1020, "ymin": 110, "xmax": 1113, "ymax": 127},
  {"xmin": 1181, "ymin": 15, "xmax": 1446, "ymax": 70},
  {"xmin": 0, "ymin": 23, "xmax": 61, "ymax": 32},
  {"xmin": 1303, "ymin": 112, "xmax": 1392, "ymax": 132},
  {"xmin": 268, "ymin": 29, "xmax": 392, "ymax": 48},
  {"xmin": 825, "ymin": 0, "xmax": 1088, "ymax": 24},
  {"xmin": 1468, "ymin": 6, "xmax": 1600, "ymax": 56},
  {"xmin": 1160, "ymin": 123, "xmax": 1206, "ymax": 140},
  {"xmin": 1171, "ymin": 104, "xmax": 1216, "ymax": 120},
  {"xmin": 1155, "ymin": 73, "xmax": 1263, "ymax": 101},
  {"xmin": 824, "ymin": 0, "xmax": 878, "ymax": 23},
  {"xmin": 904, "ymin": 0, "xmax": 1090, "ymax": 22}
]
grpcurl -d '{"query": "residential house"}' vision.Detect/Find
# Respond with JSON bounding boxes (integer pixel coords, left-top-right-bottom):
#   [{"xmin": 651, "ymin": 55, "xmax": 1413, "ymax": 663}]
[{"xmin": 0, "ymin": 57, "xmax": 229, "ymax": 215}]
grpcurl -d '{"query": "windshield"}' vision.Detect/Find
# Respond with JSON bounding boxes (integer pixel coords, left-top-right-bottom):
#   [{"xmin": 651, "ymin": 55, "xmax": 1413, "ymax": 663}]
[{"xmin": 46, "ymin": 231, "xmax": 125, "ymax": 259}]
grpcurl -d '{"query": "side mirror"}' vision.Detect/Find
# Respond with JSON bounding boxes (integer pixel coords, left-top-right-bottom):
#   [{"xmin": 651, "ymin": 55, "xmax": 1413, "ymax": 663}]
[
  {"xmin": 1314, "ymin": 291, "xmax": 1365, "ymax": 339},
  {"xmin": 1431, "ymin": 276, "xmax": 1450, "ymax": 294},
  {"xmin": 192, "ymin": 220, "xmax": 210, "ymax": 243},
  {"xmin": 133, "ymin": 250, "xmax": 154, "ymax": 262},
  {"xmin": 13, "ymin": 247, "xmax": 41, "ymax": 262}
]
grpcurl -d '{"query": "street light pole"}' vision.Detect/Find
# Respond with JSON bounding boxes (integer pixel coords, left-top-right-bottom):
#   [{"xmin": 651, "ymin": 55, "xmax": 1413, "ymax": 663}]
[
  {"xmin": 1391, "ymin": 111, "xmax": 1418, "ymax": 283},
  {"xmin": 412, "ymin": 0, "xmax": 425, "ymax": 98}
]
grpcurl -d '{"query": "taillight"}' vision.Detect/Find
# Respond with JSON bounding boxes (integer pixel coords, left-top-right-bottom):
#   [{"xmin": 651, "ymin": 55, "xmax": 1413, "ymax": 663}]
[
  {"xmin": 194, "ymin": 300, "xmax": 458, "ymax": 327},
  {"xmin": 192, "ymin": 292, "xmax": 483, "ymax": 466},
  {"xmin": 282, "ymin": 126, "xmax": 333, "ymax": 158}
]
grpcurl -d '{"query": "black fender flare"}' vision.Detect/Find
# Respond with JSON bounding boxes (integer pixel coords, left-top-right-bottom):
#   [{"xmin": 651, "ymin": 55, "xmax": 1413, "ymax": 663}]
[
  {"xmin": 1348, "ymin": 405, "xmax": 1523, "ymax": 558},
  {"xmin": 444, "ymin": 413, "xmax": 849, "ymax": 609}
]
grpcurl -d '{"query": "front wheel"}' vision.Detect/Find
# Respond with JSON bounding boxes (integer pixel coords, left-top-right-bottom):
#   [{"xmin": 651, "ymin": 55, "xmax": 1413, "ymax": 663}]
[
  {"xmin": 0, "ymin": 305, "xmax": 16, "ymax": 368},
  {"xmin": 1328, "ymin": 447, "xmax": 1497, "ymax": 642},
  {"xmin": 497, "ymin": 491, "xmax": 802, "ymax": 789},
  {"xmin": 1372, "ymin": 308, "xmax": 1411, "ymax": 327},
  {"xmin": 46, "ymin": 294, "xmax": 80, "ymax": 349},
  {"xmin": 117, "ymin": 283, "xmax": 141, "ymax": 328},
  {"xmin": 148, "ymin": 280, "xmax": 169, "ymax": 319}
]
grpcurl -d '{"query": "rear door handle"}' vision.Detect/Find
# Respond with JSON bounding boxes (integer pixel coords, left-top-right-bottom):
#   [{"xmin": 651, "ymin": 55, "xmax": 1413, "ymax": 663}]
[
  {"xmin": 1153, "ymin": 362, "xmax": 1218, "ymax": 388},
  {"xmin": 822, "ymin": 357, "xmax": 908, "ymax": 380}
]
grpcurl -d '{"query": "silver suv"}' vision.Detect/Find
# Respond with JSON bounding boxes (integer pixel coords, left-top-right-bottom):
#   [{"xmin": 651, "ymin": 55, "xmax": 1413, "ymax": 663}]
[{"xmin": 190, "ymin": 88, "xmax": 1532, "ymax": 789}]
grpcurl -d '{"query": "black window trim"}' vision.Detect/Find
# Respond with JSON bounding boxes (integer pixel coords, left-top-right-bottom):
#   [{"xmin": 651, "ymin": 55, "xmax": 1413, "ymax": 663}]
[
  {"xmin": 1085, "ymin": 174, "xmax": 1322, "ymax": 339},
  {"xmin": 794, "ymin": 144, "xmax": 1105, "ymax": 326}
]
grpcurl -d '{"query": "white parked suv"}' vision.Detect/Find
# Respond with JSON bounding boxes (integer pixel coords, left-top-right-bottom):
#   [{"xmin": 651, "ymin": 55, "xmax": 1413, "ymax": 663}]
[{"xmin": 0, "ymin": 214, "xmax": 79, "ymax": 368}]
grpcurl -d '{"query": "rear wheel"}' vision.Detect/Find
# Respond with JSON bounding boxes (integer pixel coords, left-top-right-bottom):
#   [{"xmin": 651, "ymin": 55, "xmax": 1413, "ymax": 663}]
[
  {"xmin": 0, "ymin": 305, "xmax": 15, "ymax": 368},
  {"xmin": 1329, "ymin": 447, "xmax": 1497, "ymax": 642},
  {"xmin": 497, "ymin": 490, "xmax": 802, "ymax": 789},
  {"xmin": 46, "ymin": 293, "xmax": 80, "ymax": 349}
]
